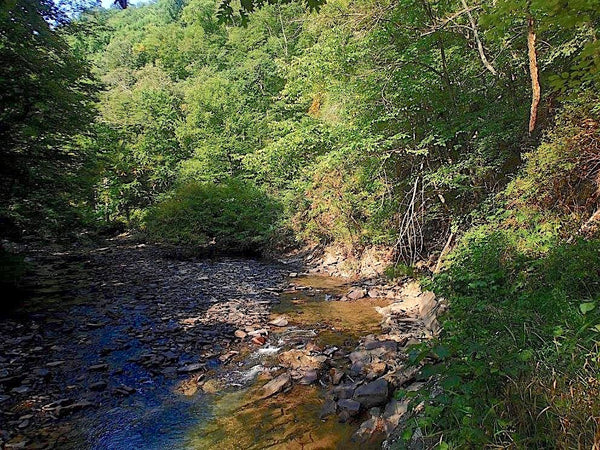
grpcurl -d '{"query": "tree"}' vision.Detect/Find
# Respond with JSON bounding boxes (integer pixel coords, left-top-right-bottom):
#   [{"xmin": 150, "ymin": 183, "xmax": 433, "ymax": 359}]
[{"xmin": 0, "ymin": 0, "xmax": 97, "ymax": 235}]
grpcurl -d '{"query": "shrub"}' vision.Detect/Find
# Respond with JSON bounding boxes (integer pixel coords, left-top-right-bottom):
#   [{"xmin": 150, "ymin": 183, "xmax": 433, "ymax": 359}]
[{"xmin": 145, "ymin": 179, "xmax": 281, "ymax": 253}]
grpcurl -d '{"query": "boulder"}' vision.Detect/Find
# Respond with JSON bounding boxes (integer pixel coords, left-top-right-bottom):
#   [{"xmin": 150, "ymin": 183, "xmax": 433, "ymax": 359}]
[
  {"xmin": 337, "ymin": 398, "xmax": 361, "ymax": 416},
  {"xmin": 354, "ymin": 379, "xmax": 389, "ymax": 408}
]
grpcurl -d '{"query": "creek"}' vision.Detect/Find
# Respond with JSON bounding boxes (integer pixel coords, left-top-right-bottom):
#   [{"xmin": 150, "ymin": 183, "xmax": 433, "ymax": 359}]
[{"xmin": 0, "ymin": 240, "xmax": 402, "ymax": 449}]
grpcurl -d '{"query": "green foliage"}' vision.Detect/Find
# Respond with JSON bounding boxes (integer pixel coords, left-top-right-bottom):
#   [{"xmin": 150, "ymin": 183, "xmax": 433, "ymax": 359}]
[
  {"xmin": 145, "ymin": 179, "xmax": 281, "ymax": 252},
  {"xmin": 403, "ymin": 100, "xmax": 600, "ymax": 447},
  {"xmin": 0, "ymin": 0, "xmax": 98, "ymax": 236}
]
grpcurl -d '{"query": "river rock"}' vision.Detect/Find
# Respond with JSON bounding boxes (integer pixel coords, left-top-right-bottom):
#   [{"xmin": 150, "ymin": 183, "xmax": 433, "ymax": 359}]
[
  {"xmin": 337, "ymin": 398, "xmax": 361, "ymax": 416},
  {"xmin": 346, "ymin": 287, "xmax": 367, "ymax": 300},
  {"xmin": 320, "ymin": 399, "xmax": 337, "ymax": 418},
  {"xmin": 90, "ymin": 381, "xmax": 107, "ymax": 391},
  {"xmin": 268, "ymin": 317, "xmax": 288, "ymax": 327},
  {"xmin": 354, "ymin": 379, "xmax": 389, "ymax": 408},
  {"xmin": 11, "ymin": 386, "xmax": 30, "ymax": 395},
  {"xmin": 259, "ymin": 373, "xmax": 291, "ymax": 399},
  {"xmin": 56, "ymin": 401, "xmax": 94, "ymax": 417},
  {"xmin": 333, "ymin": 383, "xmax": 356, "ymax": 400},
  {"xmin": 298, "ymin": 369, "xmax": 318, "ymax": 385},
  {"xmin": 234, "ymin": 330, "xmax": 247, "ymax": 339},
  {"xmin": 278, "ymin": 349, "xmax": 327, "ymax": 371},
  {"xmin": 177, "ymin": 363, "xmax": 204, "ymax": 374},
  {"xmin": 329, "ymin": 368, "xmax": 344, "ymax": 385}
]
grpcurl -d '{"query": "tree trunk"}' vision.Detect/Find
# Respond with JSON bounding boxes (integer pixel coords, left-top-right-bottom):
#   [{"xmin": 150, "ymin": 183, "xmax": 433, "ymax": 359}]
[{"xmin": 527, "ymin": 15, "xmax": 540, "ymax": 134}]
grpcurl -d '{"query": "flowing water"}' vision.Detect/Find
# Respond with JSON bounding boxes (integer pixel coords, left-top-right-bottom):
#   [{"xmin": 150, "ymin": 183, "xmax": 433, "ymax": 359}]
[{"xmin": 1, "ymin": 244, "xmax": 391, "ymax": 450}]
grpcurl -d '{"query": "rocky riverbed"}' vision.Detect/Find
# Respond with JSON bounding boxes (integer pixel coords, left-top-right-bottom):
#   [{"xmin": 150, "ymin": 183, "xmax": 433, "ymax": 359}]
[{"xmin": 0, "ymin": 238, "xmax": 442, "ymax": 449}]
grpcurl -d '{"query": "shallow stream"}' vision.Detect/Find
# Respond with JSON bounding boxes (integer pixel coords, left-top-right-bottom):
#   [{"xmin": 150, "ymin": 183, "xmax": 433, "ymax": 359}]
[{"xmin": 0, "ymin": 243, "xmax": 392, "ymax": 450}]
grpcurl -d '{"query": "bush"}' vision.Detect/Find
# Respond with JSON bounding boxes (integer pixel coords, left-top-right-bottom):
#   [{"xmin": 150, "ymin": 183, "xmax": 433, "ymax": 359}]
[
  {"xmin": 145, "ymin": 179, "xmax": 281, "ymax": 253},
  {"xmin": 397, "ymin": 99, "xmax": 600, "ymax": 449}
]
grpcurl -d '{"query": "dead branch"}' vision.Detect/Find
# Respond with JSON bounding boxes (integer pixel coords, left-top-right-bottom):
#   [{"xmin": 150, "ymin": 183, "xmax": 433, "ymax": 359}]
[{"xmin": 460, "ymin": 0, "xmax": 497, "ymax": 75}]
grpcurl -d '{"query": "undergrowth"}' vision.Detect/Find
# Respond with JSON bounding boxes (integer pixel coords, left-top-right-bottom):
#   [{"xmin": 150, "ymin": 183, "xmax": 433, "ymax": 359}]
[{"xmin": 395, "ymin": 98, "xmax": 600, "ymax": 449}]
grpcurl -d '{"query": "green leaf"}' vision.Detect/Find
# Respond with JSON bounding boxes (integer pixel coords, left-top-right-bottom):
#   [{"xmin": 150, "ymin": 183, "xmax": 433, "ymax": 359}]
[{"xmin": 580, "ymin": 302, "xmax": 596, "ymax": 314}]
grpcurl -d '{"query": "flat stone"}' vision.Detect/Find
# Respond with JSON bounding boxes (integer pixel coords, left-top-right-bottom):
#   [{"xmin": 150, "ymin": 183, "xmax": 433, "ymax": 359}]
[
  {"xmin": 113, "ymin": 385, "xmax": 136, "ymax": 396},
  {"xmin": 320, "ymin": 399, "xmax": 337, "ymax": 418},
  {"xmin": 90, "ymin": 381, "xmax": 107, "ymax": 391},
  {"xmin": 56, "ymin": 401, "xmax": 94, "ymax": 417},
  {"xmin": 259, "ymin": 373, "xmax": 291, "ymax": 399},
  {"xmin": 347, "ymin": 287, "xmax": 367, "ymax": 300},
  {"xmin": 177, "ymin": 363, "xmax": 204, "ymax": 374},
  {"xmin": 269, "ymin": 317, "xmax": 288, "ymax": 327},
  {"xmin": 88, "ymin": 364, "xmax": 108, "ymax": 372},
  {"xmin": 333, "ymin": 384, "xmax": 356, "ymax": 400},
  {"xmin": 46, "ymin": 361, "xmax": 65, "ymax": 367},
  {"xmin": 11, "ymin": 386, "xmax": 30, "ymax": 394},
  {"xmin": 365, "ymin": 340, "xmax": 398, "ymax": 352},
  {"xmin": 418, "ymin": 291, "xmax": 437, "ymax": 318},
  {"xmin": 234, "ymin": 330, "xmax": 247, "ymax": 339},
  {"xmin": 354, "ymin": 379, "xmax": 389, "ymax": 408}
]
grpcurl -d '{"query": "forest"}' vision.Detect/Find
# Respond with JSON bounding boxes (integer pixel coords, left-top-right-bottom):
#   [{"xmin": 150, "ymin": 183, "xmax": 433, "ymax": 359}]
[{"xmin": 1, "ymin": 0, "xmax": 600, "ymax": 448}]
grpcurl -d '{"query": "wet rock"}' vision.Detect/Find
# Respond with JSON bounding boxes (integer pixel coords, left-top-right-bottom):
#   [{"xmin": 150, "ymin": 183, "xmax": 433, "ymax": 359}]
[
  {"xmin": 337, "ymin": 398, "xmax": 361, "ymax": 416},
  {"xmin": 0, "ymin": 394, "xmax": 11, "ymax": 403},
  {"xmin": 45, "ymin": 361, "xmax": 65, "ymax": 368},
  {"xmin": 251, "ymin": 336, "xmax": 267, "ymax": 345},
  {"xmin": 90, "ymin": 381, "xmax": 107, "ymax": 391},
  {"xmin": 33, "ymin": 368, "xmax": 50, "ymax": 380},
  {"xmin": 259, "ymin": 373, "xmax": 291, "ymax": 399},
  {"xmin": 11, "ymin": 386, "xmax": 30, "ymax": 395},
  {"xmin": 320, "ymin": 399, "xmax": 337, "ymax": 418},
  {"xmin": 354, "ymin": 379, "xmax": 389, "ymax": 408},
  {"xmin": 56, "ymin": 401, "xmax": 94, "ymax": 417},
  {"xmin": 88, "ymin": 363, "xmax": 108, "ymax": 372},
  {"xmin": 177, "ymin": 363, "xmax": 204, "ymax": 374},
  {"xmin": 113, "ymin": 385, "xmax": 136, "ymax": 396},
  {"xmin": 333, "ymin": 384, "xmax": 356, "ymax": 400},
  {"xmin": 365, "ymin": 340, "xmax": 398, "ymax": 352}
]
